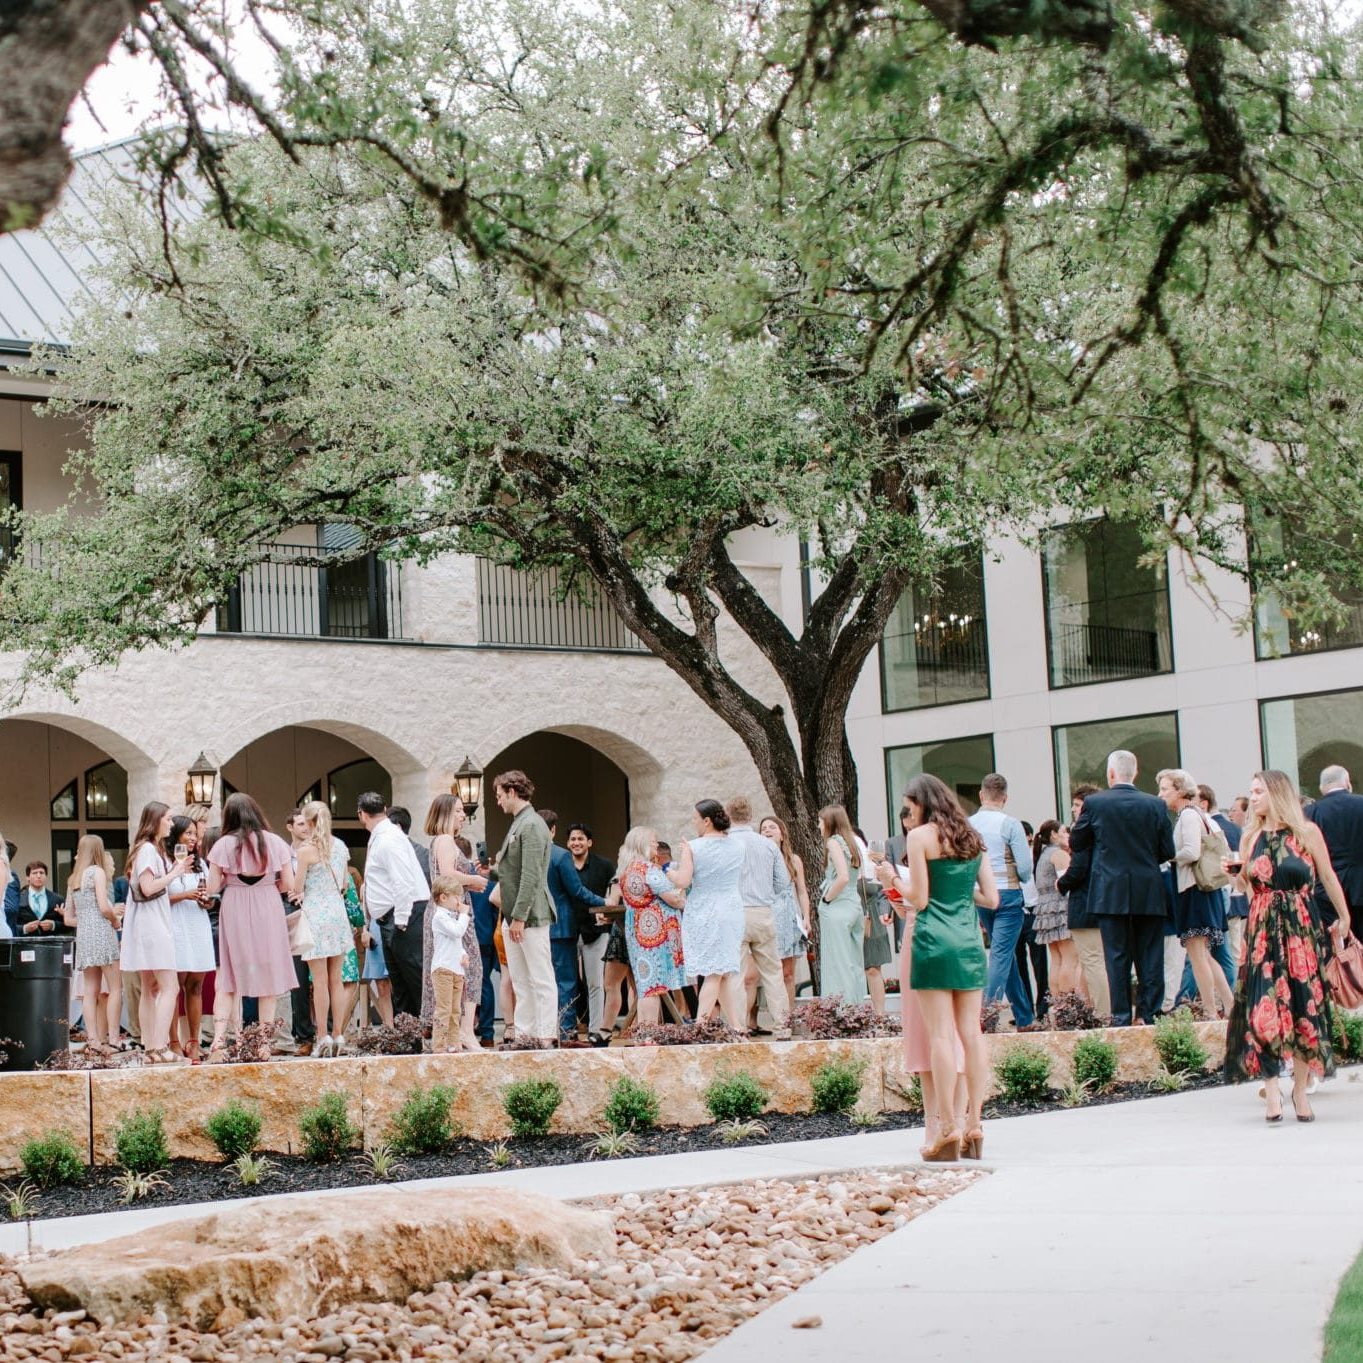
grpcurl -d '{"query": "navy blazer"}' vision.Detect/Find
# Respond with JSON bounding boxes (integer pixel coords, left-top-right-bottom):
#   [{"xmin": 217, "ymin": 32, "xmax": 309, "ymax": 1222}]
[
  {"xmin": 547, "ymin": 844, "xmax": 605, "ymax": 940},
  {"xmin": 1057, "ymin": 840, "xmax": 1096, "ymax": 929},
  {"xmin": 1306, "ymin": 789, "xmax": 1363, "ymax": 917},
  {"xmin": 1067, "ymin": 784, "xmax": 1175, "ymax": 919},
  {"xmin": 15, "ymin": 888, "xmax": 74, "ymax": 936}
]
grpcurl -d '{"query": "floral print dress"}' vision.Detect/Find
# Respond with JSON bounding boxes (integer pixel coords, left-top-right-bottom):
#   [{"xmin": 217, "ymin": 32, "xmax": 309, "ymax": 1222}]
[{"xmin": 1224, "ymin": 830, "xmax": 1335, "ymax": 1082}]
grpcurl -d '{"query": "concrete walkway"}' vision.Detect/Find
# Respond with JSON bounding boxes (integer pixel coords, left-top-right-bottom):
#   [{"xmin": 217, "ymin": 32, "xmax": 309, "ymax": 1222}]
[
  {"xmin": 6, "ymin": 1079, "xmax": 1360, "ymax": 1361},
  {"xmin": 703, "ymin": 1074, "xmax": 1363, "ymax": 1363}
]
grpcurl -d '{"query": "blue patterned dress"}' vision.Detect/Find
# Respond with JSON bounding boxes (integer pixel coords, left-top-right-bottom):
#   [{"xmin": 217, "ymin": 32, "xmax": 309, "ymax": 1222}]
[
  {"xmin": 620, "ymin": 859, "xmax": 686, "ymax": 996},
  {"xmin": 679, "ymin": 836, "xmax": 744, "ymax": 977}
]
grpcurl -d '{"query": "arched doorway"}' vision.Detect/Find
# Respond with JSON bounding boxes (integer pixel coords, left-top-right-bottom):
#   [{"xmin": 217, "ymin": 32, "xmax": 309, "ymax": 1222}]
[
  {"xmin": 482, "ymin": 732, "xmax": 630, "ymax": 858},
  {"xmin": 0, "ymin": 719, "xmax": 145, "ymax": 893},
  {"xmin": 220, "ymin": 726, "xmax": 393, "ymax": 869}
]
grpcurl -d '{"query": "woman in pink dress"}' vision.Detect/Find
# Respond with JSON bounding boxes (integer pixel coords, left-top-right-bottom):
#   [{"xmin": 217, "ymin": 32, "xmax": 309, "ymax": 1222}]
[{"xmin": 204, "ymin": 793, "xmax": 296, "ymax": 1062}]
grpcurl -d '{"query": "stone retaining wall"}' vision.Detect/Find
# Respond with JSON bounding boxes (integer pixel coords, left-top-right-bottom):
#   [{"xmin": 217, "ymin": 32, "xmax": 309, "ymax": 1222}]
[{"xmin": 0, "ymin": 1023, "xmax": 1227, "ymax": 1170}]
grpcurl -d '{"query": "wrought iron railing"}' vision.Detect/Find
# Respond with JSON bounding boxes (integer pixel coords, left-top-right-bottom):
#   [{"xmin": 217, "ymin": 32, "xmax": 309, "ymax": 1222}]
[
  {"xmin": 476, "ymin": 558, "xmax": 646, "ymax": 651},
  {"xmin": 882, "ymin": 619, "xmax": 990, "ymax": 708},
  {"xmin": 1049, "ymin": 614, "xmax": 1166, "ymax": 686},
  {"xmin": 215, "ymin": 545, "xmax": 406, "ymax": 640}
]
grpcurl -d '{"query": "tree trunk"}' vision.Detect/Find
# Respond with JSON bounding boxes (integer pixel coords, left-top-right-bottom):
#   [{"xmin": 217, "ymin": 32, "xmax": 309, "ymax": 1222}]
[{"xmin": 0, "ymin": 2, "xmax": 145, "ymax": 234}]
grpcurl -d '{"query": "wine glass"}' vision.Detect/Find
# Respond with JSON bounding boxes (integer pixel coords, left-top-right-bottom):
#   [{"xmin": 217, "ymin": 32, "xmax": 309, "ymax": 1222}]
[
  {"xmin": 868, "ymin": 838, "xmax": 888, "ymax": 864},
  {"xmin": 173, "ymin": 843, "xmax": 188, "ymax": 862}
]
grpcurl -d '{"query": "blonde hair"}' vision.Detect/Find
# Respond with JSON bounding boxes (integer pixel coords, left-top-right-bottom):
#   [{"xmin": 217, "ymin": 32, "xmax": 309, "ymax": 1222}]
[
  {"xmin": 1156, "ymin": 768, "xmax": 1198, "ymax": 799},
  {"xmin": 616, "ymin": 826, "xmax": 655, "ymax": 877},
  {"xmin": 300, "ymin": 800, "xmax": 334, "ymax": 865},
  {"xmin": 70, "ymin": 834, "xmax": 109, "ymax": 892},
  {"xmin": 431, "ymin": 874, "xmax": 464, "ymax": 904},
  {"xmin": 1244, "ymin": 769, "xmax": 1312, "ymax": 851}
]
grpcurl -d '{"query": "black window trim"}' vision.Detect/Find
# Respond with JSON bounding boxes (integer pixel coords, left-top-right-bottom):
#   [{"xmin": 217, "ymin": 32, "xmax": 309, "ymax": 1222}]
[{"xmin": 1050, "ymin": 707, "xmax": 1183, "ymax": 812}]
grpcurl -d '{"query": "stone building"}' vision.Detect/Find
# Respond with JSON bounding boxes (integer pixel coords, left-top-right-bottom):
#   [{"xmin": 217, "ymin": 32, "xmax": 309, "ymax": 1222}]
[{"xmin": 3, "ymin": 143, "xmax": 1362, "ymax": 889}]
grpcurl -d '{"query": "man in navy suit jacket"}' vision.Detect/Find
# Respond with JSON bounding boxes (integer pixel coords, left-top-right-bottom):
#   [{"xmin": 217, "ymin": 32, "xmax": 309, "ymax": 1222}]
[
  {"xmin": 1067, "ymin": 750, "xmax": 1175, "ymax": 1026},
  {"xmin": 1306, "ymin": 765, "xmax": 1363, "ymax": 938},
  {"xmin": 540, "ymin": 811, "xmax": 605, "ymax": 1045}
]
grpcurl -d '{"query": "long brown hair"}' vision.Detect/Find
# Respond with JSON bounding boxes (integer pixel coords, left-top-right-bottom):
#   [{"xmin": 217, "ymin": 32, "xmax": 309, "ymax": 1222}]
[
  {"xmin": 1243, "ymin": 769, "xmax": 1312, "ymax": 852},
  {"xmin": 818, "ymin": 805, "xmax": 862, "ymax": 869},
  {"xmin": 902, "ymin": 775, "xmax": 985, "ymax": 861},
  {"xmin": 759, "ymin": 814, "xmax": 798, "ymax": 882},
  {"xmin": 126, "ymin": 802, "xmax": 169, "ymax": 878},
  {"xmin": 222, "ymin": 792, "xmax": 272, "ymax": 870}
]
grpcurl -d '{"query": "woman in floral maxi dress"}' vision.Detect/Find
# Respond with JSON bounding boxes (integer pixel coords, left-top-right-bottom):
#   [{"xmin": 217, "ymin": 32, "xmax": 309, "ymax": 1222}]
[{"xmin": 1224, "ymin": 770, "xmax": 1352, "ymax": 1122}]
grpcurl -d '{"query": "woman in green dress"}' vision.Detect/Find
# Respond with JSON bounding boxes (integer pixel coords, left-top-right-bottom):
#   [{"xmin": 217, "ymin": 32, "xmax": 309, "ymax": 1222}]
[
  {"xmin": 876, "ymin": 774, "xmax": 998, "ymax": 1162},
  {"xmin": 816, "ymin": 805, "xmax": 870, "ymax": 1003}
]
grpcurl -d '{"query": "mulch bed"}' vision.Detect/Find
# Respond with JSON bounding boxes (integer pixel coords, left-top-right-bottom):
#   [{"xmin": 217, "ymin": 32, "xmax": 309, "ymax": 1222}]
[{"xmin": 12, "ymin": 1071, "xmax": 1235, "ymax": 1223}]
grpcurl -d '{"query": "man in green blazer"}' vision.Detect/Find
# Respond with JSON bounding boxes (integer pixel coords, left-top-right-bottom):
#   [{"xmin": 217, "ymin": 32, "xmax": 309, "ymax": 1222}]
[{"xmin": 493, "ymin": 769, "xmax": 558, "ymax": 1046}]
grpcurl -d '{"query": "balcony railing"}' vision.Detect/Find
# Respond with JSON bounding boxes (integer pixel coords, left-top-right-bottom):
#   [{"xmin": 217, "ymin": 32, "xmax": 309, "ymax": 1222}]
[
  {"xmin": 216, "ymin": 545, "xmax": 406, "ymax": 641},
  {"xmin": 882, "ymin": 619, "xmax": 990, "ymax": 710},
  {"xmin": 477, "ymin": 558, "xmax": 647, "ymax": 651},
  {"xmin": 1049, "ymin": 616, "xmax": 1166, "ymax": 687}
]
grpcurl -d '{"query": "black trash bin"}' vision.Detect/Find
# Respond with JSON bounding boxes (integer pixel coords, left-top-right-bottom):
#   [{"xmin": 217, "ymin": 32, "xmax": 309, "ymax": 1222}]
[{"xmin": 0, "ymin": 937, "xmax": 74, "ymax": 1071}]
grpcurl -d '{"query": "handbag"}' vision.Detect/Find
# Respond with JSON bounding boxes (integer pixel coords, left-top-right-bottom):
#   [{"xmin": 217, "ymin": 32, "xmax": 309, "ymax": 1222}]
[
  {"xmin": 1191, "ymin": 811, "xmax": 1232, "ymax": 891},
  {"xmin": 287, "ymin": 906, "xmax": 316, "ymax": 957},
  {"xmin": 1325, "ymin": 932, "xmax": 1363, "ymax": 1009}
]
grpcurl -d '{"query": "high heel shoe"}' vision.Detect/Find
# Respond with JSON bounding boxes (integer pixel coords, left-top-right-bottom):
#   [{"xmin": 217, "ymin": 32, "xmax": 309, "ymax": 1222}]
[
  {"xmin": 1293, "ymin": 1102, "xmax": 1315, "ymax": 1123},
  {"xmin": 961, "ymin": 1129, "xmax": 985, "ymax": 1160},
  {"xmin": 920, "ymin": 1130, "xmax": 962, "ymax": 1162}
]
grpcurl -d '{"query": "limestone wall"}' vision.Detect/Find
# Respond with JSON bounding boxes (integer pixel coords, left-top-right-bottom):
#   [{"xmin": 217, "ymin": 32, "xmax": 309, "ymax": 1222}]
[{"xmin": 0, "ymin": 1024, "xmax": 1227, "ymax": 1171}]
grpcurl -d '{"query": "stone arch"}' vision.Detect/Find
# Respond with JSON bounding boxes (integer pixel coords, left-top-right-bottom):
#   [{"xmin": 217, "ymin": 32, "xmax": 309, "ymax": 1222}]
[
  {"xmin": 212, "ymin": 701, "xmax": 430, "ymax": 778},
  {"xmin": 0, "ymin": 707, "xmax": 158, "ymax": 779},
  {"xmin": 468, "ymin": 716, "xmax": 664, "ymax": 788}
]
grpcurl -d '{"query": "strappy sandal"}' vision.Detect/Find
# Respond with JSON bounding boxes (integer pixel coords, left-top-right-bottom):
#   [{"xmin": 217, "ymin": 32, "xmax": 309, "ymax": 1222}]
[{"xmin": 204, "ymin": 1043, "xmax": 229, "ymax": 1065}]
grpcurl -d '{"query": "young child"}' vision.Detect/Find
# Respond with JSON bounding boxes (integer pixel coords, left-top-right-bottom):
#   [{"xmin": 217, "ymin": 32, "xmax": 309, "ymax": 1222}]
[{"xmin": 429, "ymin": 875, "xmax": 471, "ymax": 1053}]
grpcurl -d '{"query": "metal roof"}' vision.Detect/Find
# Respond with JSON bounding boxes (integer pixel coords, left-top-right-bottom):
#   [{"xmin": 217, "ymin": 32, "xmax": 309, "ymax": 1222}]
[{"xmin": 0, "ymin": 137, "xmax": 191, "ymax": 354}]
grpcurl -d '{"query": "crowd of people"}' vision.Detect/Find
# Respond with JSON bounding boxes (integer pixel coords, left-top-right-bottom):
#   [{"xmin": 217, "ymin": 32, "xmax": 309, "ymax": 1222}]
[{"xmin": 3, "ymin": 754, "xmax": 1360, "ymax": 1145}]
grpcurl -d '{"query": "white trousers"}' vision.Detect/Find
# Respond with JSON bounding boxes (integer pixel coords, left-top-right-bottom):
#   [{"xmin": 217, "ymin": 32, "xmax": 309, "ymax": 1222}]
[
  {"xmin": 505, "ymin": 923, "xmax": 557, "ymax": 1041},
  {"xmin": 579, "ymin": 933, "xmax": 610, "ymax": 1033}
]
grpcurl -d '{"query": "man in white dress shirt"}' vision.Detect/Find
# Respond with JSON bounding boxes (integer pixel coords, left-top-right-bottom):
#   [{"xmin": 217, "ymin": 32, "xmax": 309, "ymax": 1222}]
[{"xmin": 358, "ymin": 791, "xmax": 430, "ymax": 1018}]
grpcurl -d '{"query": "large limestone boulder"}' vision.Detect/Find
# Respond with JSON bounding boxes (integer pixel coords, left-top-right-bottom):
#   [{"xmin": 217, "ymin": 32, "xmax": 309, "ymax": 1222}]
[{"xmin": 18, "ymin": 1186, "xmax": 616, "ymax": 1326}]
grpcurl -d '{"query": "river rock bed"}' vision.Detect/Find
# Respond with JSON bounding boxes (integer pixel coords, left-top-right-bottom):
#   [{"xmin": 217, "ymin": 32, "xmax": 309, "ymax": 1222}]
[{"xmin": 0, "ymin": 1169, "xmax": 975, "ymax": 1362}]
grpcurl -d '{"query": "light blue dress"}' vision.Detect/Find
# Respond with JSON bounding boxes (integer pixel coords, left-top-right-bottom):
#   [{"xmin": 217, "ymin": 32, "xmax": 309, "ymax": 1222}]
[
  {"xmin": 680, "ymin": 836, "xmax": 745, "ymax": 976},
  {"xmin": 773, "ymin": 877, "xmax": 804, "ymax": 959},
  {"xmin": 300, "ymin": 838, "xmax": 354, "ymax": 962}
]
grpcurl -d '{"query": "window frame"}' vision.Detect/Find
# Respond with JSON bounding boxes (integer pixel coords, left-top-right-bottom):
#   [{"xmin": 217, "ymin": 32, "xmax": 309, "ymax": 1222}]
[
  {"xmin": 883, "ymin": 731, "xmax": 998, "ymax": 819},
  {"xmin": 1257, "ymin": 683, "xmax": 1363, "ymax": 788},
  {"xmin": 1050, "ymin": 708, "xmax": 1183, "ymax": 809},
  {"xmin": 878, "ymin": 550, "xmax": 992, "ymax": 715},
  {"xmin": 1039, "ymin": 517, "xmax": 1176, "ymax": 692}
]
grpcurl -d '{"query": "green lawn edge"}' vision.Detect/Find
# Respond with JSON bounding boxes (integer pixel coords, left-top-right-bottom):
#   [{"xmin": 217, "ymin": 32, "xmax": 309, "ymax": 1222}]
[{"xmin": 1324, "ymin": 1247, "xmax": 1363, "ymax": 1363}]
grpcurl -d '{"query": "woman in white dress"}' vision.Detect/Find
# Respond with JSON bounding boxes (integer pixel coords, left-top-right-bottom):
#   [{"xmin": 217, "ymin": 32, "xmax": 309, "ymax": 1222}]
[
  {"xmin": 291, "ymin": 801, "xmax": 355, "ymax": 1057},
  {"xmin": 120, "ymin": 802, "xmax": 192, "ymax": 1064},
  {"xmin": 166, "ymin": 815, "xmax": 215, "ymax": 1063},
  {"xmin": 61, "ymin": 834, "xmax": 123, "ymax": 1056}
]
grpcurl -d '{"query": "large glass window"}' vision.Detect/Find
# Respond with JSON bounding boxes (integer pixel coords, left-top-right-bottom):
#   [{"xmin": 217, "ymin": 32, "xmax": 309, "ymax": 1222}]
[
  {"xmin": 1261, "ymin": 689, "xmax": 1363, "ymax": 797},
  {"xmin": 1053, "ymin": 711, "xmax": 1180, "ymax": 804},
  {"xmin": 880, "ymin": 554, "xmax": 989, "ymax": 712},
  {"xmin": 1042, "ymin": 518, "xmax": 1172, "ymax": 688},
  {"xmin": 885, "ymin": 734, "xmax": 995, "ymax": 817},
  {"xmin": 326, "ymin": 759, "xmax": 392, "ymax": 818},
  {"xmin": 1252, "ymin": 515, "xmax": 1363, "ymax": 658}
]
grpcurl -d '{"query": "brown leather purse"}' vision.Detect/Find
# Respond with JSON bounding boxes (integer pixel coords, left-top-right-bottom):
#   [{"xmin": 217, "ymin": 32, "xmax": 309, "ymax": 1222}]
[{"xmin": 1325, "ymin": 931, "xmax": 1363, "ymax": 1010}]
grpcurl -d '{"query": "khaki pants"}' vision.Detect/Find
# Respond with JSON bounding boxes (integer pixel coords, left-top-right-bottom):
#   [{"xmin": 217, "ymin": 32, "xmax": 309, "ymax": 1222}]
[
  {"xmin": 505, "ymin": 923, "xmax": 557, "ymax": 1042},
  {"xmin": 742, "ymin": 904, "xmax": 788, "ymax": 1030},
  {"xmin": 1070, "ymin": 928, "xmax": 1110, "ymax": 1017},
  {"xmin": 121, "ymin": 969, "xmax": 143, "ymax": 1042},
  {"xmin": 1226, "ymin": 917, "xmax": 1246, "ymax": 975},
  {"xmin": 431, "ymin": 969, "xmax": 465, "ymax": 1052}
]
